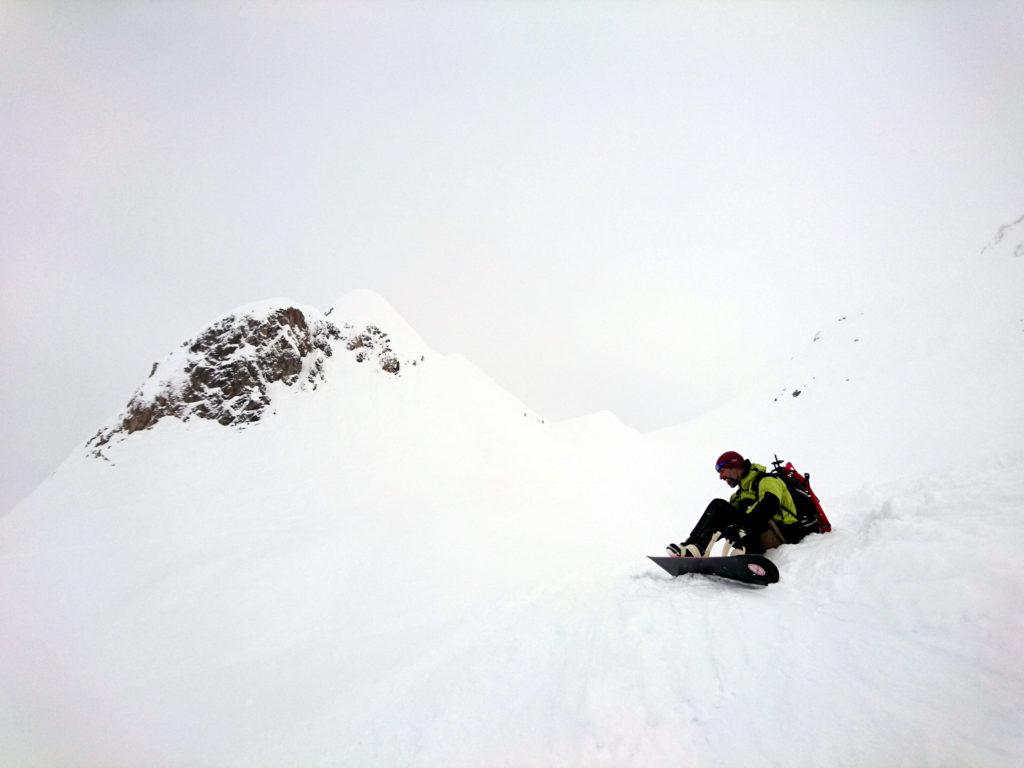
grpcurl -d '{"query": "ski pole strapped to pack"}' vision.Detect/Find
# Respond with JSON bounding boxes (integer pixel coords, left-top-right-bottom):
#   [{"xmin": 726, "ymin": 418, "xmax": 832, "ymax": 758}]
[{"xmin": 768, "ymin": 456, "xmax": 832, "ymax": 534}]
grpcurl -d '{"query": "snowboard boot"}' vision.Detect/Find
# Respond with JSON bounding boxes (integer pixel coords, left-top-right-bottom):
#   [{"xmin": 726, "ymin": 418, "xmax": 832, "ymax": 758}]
[{"xmin": 666, "ymin": 540, "xmax": 705, "ymax": 558}]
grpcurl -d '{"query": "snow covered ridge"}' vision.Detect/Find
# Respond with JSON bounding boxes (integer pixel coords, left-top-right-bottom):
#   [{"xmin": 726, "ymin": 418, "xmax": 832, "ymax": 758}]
[{"xmin": 87, "ymin": 297, "xmax": 422, "ymax": 456}]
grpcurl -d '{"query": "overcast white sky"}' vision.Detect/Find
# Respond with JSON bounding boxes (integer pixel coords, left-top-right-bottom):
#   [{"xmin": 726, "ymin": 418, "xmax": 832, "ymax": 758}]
[{"xmin": 3, "ymin": 0, "xmax": 1023, "ymax": 513}]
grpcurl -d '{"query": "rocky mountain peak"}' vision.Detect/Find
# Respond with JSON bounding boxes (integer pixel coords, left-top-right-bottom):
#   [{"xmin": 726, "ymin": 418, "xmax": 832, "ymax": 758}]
[
  {"xmin": 87, "ymin": 296, "xmax": 425, "ymax": 457},
  {"xmin": 327, "ymin": 289, "xmax": 429, "ymax": 357}
]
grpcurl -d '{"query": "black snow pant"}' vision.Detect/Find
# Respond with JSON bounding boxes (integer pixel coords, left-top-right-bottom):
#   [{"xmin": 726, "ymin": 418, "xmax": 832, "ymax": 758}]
[{"xmin": 684, "ymin": 498, "xmax": 799, "ymax": 555}]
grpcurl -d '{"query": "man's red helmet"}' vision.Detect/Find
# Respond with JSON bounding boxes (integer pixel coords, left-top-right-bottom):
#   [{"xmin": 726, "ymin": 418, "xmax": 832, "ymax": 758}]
[{"xmin": 715, "ymin": 451, "xmax": 745, "ymax": 472}]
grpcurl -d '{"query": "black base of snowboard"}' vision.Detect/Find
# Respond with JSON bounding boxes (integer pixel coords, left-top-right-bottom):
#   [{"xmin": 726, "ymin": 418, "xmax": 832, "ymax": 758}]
[{"xmin": 648, "ymin": 554, "xmax": 780, "ymax": 586}]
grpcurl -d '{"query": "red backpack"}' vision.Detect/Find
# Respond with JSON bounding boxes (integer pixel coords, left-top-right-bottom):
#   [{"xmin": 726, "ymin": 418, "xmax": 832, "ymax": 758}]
[{"xmin": 767, "ymin": 456, "xmax": 832, "ymax": 534}]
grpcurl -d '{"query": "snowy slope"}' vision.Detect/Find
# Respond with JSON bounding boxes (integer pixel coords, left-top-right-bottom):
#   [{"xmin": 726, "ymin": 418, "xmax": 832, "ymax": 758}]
[
  {"xmin": 652, "ymin": 218, "xmax": 1024, "ymax": 494},
  {"xmin": 2, "ymin": 221, "xmax": 1024, "ymax": 768}
]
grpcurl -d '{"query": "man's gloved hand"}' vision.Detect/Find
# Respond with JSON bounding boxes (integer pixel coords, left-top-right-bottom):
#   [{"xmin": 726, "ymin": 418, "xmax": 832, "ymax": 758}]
[{"xmin": 720, "ymin": 525, "xmax": 748, "ymax": 547}]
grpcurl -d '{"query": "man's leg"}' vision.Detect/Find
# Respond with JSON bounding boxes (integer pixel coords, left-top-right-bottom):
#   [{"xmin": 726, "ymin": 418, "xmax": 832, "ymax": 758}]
[
  {"xmin": 752, "ymin": 521, "xmax": 785, "ymax": 554},
  {"xmin": 681, "ymin": 499, "xmax": 739, "ymax": 555}
]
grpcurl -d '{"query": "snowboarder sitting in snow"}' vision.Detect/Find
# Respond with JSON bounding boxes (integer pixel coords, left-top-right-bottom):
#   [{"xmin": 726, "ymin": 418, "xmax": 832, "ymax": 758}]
[{"xmin": 667, "ymin": 451, "xmax": 805, "ymax": 558}]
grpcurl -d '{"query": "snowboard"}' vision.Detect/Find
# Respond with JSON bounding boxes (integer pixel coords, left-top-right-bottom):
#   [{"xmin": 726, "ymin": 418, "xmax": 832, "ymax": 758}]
[{"xmin": 648, "ymin": 554, "xmax": 780, "ymax": 586}]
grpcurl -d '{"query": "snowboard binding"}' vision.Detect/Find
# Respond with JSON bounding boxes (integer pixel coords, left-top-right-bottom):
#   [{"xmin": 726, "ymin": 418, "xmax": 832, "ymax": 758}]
[{"xmin": 667, "ymin": 530, "xmax": 745, "ymax": 559}]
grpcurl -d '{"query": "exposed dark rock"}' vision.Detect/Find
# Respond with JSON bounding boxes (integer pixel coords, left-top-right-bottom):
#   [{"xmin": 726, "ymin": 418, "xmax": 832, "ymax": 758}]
[
  {"xmin": 981, "ymin": 212, "xmax": 1024, "ymax": 256},
  {"xmin": 86, "ymin": 305, "xmax": 413, "ymax": 457}
]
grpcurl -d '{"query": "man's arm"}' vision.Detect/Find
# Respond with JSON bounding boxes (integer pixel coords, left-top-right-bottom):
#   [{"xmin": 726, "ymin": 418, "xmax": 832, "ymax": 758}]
[{"xmin": 745, "ymin": 489, "xmax": 780, "ymax": 527}]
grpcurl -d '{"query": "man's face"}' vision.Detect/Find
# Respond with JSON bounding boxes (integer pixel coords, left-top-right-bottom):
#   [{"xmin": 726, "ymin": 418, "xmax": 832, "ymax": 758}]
[{"xmin": 719, "ymin": 467, "xmax": 744, "ymax": 488}]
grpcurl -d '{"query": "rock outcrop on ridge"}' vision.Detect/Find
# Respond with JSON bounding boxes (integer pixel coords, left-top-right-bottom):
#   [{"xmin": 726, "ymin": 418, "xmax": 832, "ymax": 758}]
[{"xmin": 87, "ymin": 298, "xmax": 414, "ymax": 456}]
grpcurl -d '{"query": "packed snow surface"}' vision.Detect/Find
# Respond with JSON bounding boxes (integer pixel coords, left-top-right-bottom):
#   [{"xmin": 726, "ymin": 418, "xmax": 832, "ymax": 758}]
[{"xmin": 2, "ymin": 227, "xmax": 1024, "ymax": 768}]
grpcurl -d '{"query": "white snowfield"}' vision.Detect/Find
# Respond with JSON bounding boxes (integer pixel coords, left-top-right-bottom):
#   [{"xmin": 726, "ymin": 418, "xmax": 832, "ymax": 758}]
[{"xmin": 2, "ymin": 227, "xmax": 1023, "ymax": 766}]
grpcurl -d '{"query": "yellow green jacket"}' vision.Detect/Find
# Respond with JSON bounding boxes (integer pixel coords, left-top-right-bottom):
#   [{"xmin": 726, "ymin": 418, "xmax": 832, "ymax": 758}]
[{"xmin": 729, "ymin": 463, "xmax": 799, "ymax": 526}]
